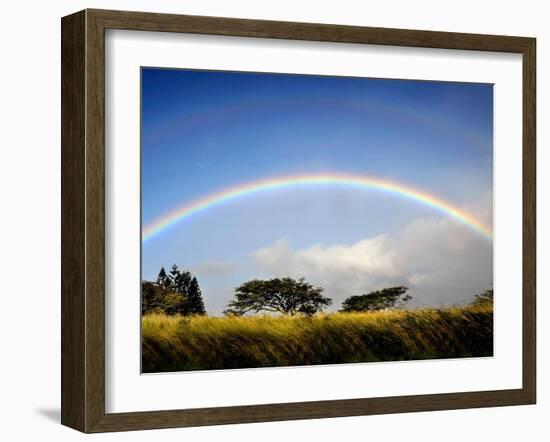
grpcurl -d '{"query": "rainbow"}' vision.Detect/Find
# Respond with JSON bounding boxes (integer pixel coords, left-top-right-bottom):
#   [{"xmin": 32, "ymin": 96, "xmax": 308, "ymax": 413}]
[{"xmin": 142, "ymin": 173, "xmax": 493, "ymax": 243}]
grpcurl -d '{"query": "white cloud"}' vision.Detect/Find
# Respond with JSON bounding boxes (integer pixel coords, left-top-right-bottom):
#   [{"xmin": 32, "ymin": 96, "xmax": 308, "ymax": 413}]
[
  {"xmin": 254, "ymin": 235, "xmax": 400, "ymax": 286},
  {"xmin": 252, "ymin": 214, "xmax": 493, "ymax": 309}
]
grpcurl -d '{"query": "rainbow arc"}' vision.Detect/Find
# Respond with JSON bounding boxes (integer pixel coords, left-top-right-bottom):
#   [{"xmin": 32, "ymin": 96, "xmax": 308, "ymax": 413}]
[{"xmin": 142, "ymin": 173, "xmax": 492, "ymax": 243}]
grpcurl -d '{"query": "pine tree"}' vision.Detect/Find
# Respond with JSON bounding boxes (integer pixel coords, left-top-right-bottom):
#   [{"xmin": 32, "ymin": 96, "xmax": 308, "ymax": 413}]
[
  {"xmin": 177, "ymin": 270, "xmax": 193, "ymax": 295},
  {"xmin": 168, "ymin": 264, "xmax": 180, "ymax": 290},
  {"xmin": 187, "ymin": 276, "xmax": 206, "ymax": 315},
  {"xmin": 156, "ymin": 267, "xmax": 169, "ymax": 288},
  {"xmin": 162, "ymin": 265, "xmax": 206, "ymax": 315}
]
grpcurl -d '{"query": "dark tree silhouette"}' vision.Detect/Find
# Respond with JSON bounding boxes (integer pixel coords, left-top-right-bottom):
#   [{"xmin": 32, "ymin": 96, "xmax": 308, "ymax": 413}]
[
  {"xmin": 142, "ymin": 281, "xmax": 161, "ymax": 313},
  {"xmin": 187, "ymin": 276, "xmax": 206, "ymax": 315},
  {"xmin": 142, "ymin": 265, "xmax": 206, "ymax": 316},
  {"xmin": 340, "ymin": 286, "xmax": 412, "ymax": 312},
  {"xmin": 168, "ymin": 264, "xmax": 189, "ymax": 292},
  {"xmin": 156, "ymin": 267, "xmax": 169, "ymax": 288},
  {"xmin": 224, "ymin": 277, "xmax": 331, "ymax": 316},
  {"xmin": 167, "ymin": 265, "xmax": 206, "ymax": 315},
  {"xmin": 141, "ymin": 280, "xmax": 187, "ymax": 315}
]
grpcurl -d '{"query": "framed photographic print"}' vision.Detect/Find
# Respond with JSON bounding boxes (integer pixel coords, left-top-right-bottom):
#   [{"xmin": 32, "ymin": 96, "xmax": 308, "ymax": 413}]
[{"xmin": 61, "ymin": 9, "xmax": 536, "ymax": 433}]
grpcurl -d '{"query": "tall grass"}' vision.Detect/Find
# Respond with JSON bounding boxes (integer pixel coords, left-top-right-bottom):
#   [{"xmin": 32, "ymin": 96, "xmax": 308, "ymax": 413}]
[{"xmin": 142, "ymin": 305, "xmax": 493, "ymax": 373}]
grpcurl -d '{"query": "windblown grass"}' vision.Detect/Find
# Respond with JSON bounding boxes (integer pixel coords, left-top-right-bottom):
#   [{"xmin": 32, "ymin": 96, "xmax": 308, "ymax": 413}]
[{"xmin": 141, "ymin": 305, "xmax": 493, "ymax": 373}]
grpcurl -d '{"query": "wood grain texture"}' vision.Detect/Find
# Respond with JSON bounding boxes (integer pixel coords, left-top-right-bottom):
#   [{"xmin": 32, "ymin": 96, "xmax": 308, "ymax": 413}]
[
  {"xmin": 84, "ymin": 9, "xmax": 107, "ymax": 432},
  {"xmin": 89, "ymin": 8, "xmax": 532, "ymax": 52},
  {"xmin": 61, "ymin": 10, "xmax": 86, "ymax": 432},
  {"xmin": 522, "ymin": 38, "xmax": 536, "ymax": 403},
  {"xmin": 61, "ymin": 8, "xmax": 537, "ymax": 433}
]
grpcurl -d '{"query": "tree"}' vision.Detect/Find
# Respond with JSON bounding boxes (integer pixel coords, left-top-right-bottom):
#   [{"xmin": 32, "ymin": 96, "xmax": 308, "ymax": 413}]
[
  {"xmin": 224, "ymin": 277, "xmax": 331, "ymax": 316},
  {"xmin": 472, "ymin": 288, "xmax": 493, "ymax": 307},
  {"xmin": 162, "ymin": 292, "xmax": 188, "ymax": 316},
  {"xmin": 142, "ymin": 265, "xmax": 207, "ymax": 316},
  {"xmin": 187, "ymin": 276, "xmax": 206, "ymax": 315},
  {"xmin": 141, "ymin": 280, "xmax": 187, "ymax": 315},
  {"xmin": 166, "ymin": 265, "xmax": 206, "ymax": 315},
  {"xmin": 168, "ymin": 264, "xmax": 188, "ymax": 292},
  {"xmin": 156, "ymin": 267, "xmax": 169, "ymax": 288},
  {"xmin": 340, "ymin": 286, "xmax": 411, "ymax": 312},
  {"xmin": 142, "ymin": 281, "xmax": 161, "ymax": 313}
]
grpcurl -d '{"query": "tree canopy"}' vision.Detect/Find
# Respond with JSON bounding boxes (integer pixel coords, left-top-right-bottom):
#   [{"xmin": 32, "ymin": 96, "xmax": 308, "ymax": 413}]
[
  {"xmin": 224, "ymin": 277, "xmax": 332, "ymax": 316},
  {"xmin": 340, "ymin": 286, "xmax": 412, "ymax": 312},
  {"xmin": 141, "ymin": 280, "xmax": 187, "ymax": 315},
  {"xmin": 164, "ymin": 264, "xmax": 206, "ymax": 315},
  {"xmin": 142, "ymin": 265, "xmax": 206, "ymax": 316}
]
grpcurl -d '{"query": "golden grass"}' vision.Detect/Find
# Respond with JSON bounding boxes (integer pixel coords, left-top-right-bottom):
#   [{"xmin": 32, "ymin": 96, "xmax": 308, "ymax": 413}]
[{"xmin": 142, "ymin": 305, "xmax": 493, "ymax": 372}]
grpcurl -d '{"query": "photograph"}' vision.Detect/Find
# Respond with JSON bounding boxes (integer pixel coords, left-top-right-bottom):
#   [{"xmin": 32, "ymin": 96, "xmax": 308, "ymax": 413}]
[{"xmin": 140, "ymin": 67, "xmax": 494, "ymax": 373}]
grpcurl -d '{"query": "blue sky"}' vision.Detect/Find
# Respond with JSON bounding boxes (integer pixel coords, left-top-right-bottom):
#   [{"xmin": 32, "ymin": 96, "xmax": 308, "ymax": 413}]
[{"xmin": 141, "ymin": 68, "xmax": 493, "ymax": 315}]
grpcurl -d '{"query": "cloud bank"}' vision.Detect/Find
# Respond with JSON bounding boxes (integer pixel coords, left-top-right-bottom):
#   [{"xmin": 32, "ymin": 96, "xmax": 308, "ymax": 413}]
[{"xmin": 252, "ymin": 215, "xmax": 492, "ymax": 309}]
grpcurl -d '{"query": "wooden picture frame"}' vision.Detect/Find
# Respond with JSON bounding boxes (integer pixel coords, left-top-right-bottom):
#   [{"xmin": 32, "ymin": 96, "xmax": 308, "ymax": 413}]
[{"xmin": 61, "ymin": 8, "xmax": 536, "ymax": 433}]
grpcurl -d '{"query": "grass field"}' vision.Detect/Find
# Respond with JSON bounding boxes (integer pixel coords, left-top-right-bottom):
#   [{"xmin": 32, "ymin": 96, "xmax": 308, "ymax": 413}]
[{"xmin": 141, "ymin": 304, "xmax": 493, "ymax": 373}]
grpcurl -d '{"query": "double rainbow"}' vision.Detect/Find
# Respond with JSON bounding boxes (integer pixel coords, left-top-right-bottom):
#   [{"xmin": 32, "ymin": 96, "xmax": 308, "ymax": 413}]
[{"xmin": 142, "ymin": 173, "xmax": 492, "ymax": 243}]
